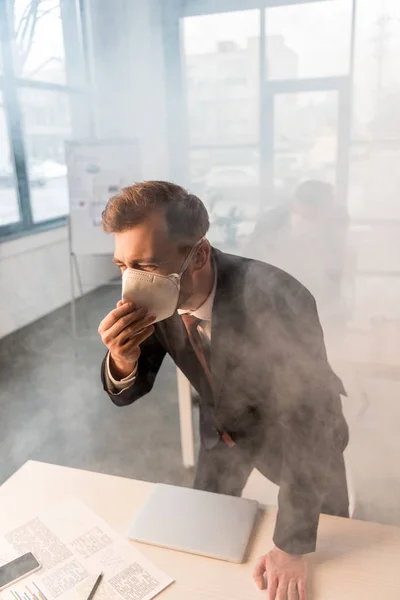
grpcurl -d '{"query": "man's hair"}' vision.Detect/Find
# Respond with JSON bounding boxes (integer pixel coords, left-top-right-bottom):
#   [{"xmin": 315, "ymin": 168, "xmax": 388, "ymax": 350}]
[
  {"xmin": 295, "ymin": 180, "xmax": 334, "ymax": 206},
  {"xmin": 102, "ymin": 181, "xmax": 209, "ymax": 243}
]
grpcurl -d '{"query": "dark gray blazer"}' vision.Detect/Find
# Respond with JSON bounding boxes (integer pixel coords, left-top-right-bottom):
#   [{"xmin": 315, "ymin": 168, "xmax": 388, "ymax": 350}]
[{"xmin": 102, "ymin": 248, "xmax": 349, "ymax": 554}]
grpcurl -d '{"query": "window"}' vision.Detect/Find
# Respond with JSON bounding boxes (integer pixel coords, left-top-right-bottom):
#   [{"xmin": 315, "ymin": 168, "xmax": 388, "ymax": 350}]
[
  {"xmin": 274, "ymin": 90, "xmax": 339, "ymax": 188},
  {"xmin": 265, "ymin": 0, "xmax": 352, "ymax": 80},
  {"xmin": 349, "ymin": 0, "xmax": 400, "ymax": 220},
  {"xmin": 19, "ymin": 88, "xmax": 70, "ymax": 222},
  {"xmin": 182, "ymin": 8, "xmax": 261, "ymax": 248},
  {"xmin": 182, "ymin": 10, "xmax": 260, "ymax": 147},
  {"xmin": 188, "ymin": 146, "xmax": 259, "ymax": 248},
  {"xmin": 12, "ymin": 0, "xmax": 66, "ymax": 84},
  {"xmin": 0, "ymin": 91, "xmax": 20, "ymax": 225},
  {"xmin": 349, "ymin": 144, "xmax": 400, "ymax": 220},
  {"xmin": 352, "ymin": 0, "xmax": 400, "ymax": 141},
  {"xmin": 0, "ymin": 0, "xmax": 87, "ymax": 240}
]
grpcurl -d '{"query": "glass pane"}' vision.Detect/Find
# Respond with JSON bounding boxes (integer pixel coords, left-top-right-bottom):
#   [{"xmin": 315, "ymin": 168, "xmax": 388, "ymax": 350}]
[
  {"xmin": 19, "ymin": 88, "xmax": 70, "ymax": 222},
  {"xmin": 0, "ymin": 91, "xmax": 20, "ymax": 225},
  {"xmin": 242, "ymin": 89, "xmax": 341, "ymax": 301},
  {"xmin": 266, "ymin": 0, "xmax": 352, "ymax": 79},
  {"xmin": 349, "ymin": 144, "xmax": 400, "ymax": 220},
  {"xmin": 183, "ymin": 10, "xmax": 259, "ymax": 146},
  {"xmin": 189, "ymin": 147, "xmax": 259, "ymax": 251},
  {"xmin": 353, "ymin": 1, "xmax": 400, "ymax": 140},
  {"xmin": 12, "ymin": 0, "xmax": 66, "ymax": 84},
  {"xmin": 273, "ymin": 90, "xmax": 338, "ymax": 192}
]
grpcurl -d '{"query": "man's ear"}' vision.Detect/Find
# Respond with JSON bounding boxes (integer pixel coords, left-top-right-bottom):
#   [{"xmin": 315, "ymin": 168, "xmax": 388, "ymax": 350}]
[{"xmin": 193, "ymin": 240, "xmax": 210, "ymax": 271}]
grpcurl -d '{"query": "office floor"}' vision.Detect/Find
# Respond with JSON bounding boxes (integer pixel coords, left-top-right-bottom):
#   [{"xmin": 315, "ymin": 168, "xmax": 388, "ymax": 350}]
[
  {"xmin": 1, "ymin": 285, "xmax": 399, "ymax": 529},
  {"xmin": 0, "ymin": 286, "xmax": 196, "ymax": 489}
]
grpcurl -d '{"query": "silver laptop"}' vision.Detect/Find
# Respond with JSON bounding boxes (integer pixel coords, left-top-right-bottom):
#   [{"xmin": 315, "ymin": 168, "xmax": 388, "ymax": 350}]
[{"xmin": 127, "ymin": 484, "xmax": 259, "ymax": 563}]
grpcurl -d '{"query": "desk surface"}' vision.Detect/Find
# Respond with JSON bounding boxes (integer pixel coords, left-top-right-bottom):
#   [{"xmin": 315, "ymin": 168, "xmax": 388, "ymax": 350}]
[{"xmin": 1, "ymin": 461, "xmax": 400, "ymax": 600}]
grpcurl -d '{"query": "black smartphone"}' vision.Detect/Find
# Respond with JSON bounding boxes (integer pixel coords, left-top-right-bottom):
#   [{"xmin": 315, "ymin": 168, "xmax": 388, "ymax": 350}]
[{"xmin": 0, "ymin": 553, "xmax": 41, "ymax": 591}]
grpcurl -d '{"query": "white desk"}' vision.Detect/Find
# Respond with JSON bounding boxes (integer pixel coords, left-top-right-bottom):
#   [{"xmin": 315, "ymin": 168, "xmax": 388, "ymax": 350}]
[{"xmin": 1, "ymin": 461, "xmax": 400, "ymax": 600}]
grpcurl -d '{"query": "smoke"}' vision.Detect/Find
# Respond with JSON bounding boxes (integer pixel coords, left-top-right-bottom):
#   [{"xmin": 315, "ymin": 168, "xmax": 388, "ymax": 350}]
[
  {"xmin": 169, "ymin": 1, "xmax": 400, "ymax": 528},
  {"xmin": 89, "ymin": 0, "xmax": 400, "ymax": 528},
  {"xmin": 1, "ymin": 0, "xmax": 399, "ymax": 539}
]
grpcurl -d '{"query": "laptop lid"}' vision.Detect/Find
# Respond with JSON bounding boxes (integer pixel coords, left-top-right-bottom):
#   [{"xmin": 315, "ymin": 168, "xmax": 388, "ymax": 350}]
[{"xmin": 127, "ymin": 484, "xmax": 259, "ymax": 563}]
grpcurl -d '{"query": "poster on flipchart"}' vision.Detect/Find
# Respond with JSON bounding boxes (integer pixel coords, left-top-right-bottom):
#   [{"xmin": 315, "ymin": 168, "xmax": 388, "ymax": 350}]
[{"xmin": 66, "ymin": 140, "xmax": 141, "ymax": 255}]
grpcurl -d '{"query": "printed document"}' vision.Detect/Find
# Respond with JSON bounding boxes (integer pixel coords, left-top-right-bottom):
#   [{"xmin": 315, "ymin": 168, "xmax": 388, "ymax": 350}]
[{"xmin": 0, "ymin": 497, "xmax": 173, "ymax": 600}]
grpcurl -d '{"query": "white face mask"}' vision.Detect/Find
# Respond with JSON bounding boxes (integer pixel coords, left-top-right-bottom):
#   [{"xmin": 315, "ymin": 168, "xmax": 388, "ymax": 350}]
[{"xmin": 121, "ymin": 236, "xmax": 206, "ymax": 323}]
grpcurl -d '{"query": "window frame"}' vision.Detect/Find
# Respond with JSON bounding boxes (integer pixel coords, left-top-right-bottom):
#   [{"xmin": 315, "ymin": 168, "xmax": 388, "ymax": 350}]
[
  {"xmin": 163, "ymin": 0, "xmax": 356, "ymax": 206},
  {"xmin": 0, "ymin": 0, "xmax": 89, "ymax": 242}
]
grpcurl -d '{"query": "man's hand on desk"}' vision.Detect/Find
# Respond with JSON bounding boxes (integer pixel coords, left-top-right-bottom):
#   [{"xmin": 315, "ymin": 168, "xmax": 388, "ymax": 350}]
[
  {"xmin": 98, "ymin": 301, "xmax": 155, "ymax": 379},
  {"xmin": 253, "ymin": 546, "xmax": 307, "ymax": 600}
]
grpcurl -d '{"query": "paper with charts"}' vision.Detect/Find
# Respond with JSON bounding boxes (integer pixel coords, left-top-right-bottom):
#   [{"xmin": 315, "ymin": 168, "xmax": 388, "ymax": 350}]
[{"xmin": 0, "ymin": 497, "xmax": 173, "ymax": 600}]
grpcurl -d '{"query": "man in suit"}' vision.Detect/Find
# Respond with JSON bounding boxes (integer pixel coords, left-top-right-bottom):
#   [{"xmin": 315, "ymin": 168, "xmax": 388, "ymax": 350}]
[{"xmin": 98, "ymin": 181, "xmax": 349, "ymax": 600}]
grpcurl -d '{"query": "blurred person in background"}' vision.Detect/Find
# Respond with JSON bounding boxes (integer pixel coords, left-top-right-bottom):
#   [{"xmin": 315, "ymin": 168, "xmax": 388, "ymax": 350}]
[
  {"xmin": 98, "ymin": 181, "xmax": 349, "ymax": 600},
  {"xmin": 246, "ymin": 180, "xmax": 349, "ymax": 320}
]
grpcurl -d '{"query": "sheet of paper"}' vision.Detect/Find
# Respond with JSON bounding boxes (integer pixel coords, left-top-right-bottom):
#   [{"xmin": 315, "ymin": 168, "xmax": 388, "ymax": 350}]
[{"xmin": 0, "ymin": 497, "xmax": 173, "ymax": 600}]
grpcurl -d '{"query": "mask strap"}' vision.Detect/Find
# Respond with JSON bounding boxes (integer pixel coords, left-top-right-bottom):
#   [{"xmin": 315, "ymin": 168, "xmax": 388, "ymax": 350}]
[{"xmin": 178, "ymin": 236, "xmax": 207, "ymax": 276}]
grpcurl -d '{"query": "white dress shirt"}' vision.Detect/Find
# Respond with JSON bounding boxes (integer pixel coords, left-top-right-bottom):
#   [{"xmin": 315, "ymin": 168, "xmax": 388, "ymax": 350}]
[{"xmin": 105, "ymin": 271, "xmax": 217, "ymax": 394}]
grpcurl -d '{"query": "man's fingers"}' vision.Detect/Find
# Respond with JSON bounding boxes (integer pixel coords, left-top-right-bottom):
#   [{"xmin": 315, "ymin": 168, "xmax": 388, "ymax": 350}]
[
  {"xmin": 267, "ymin": 574, "xmax": 278, "ymax": 600},
  {"xmin": 253, "ymin": 557, "xmax": 266, "ymax": 590},
  {"xmin": 126, "ymin": 324, "xmax": 155, "ymax": 346},
  {"xmin": 99, "ymin": 302, "xmax": 136, "ymax": 332},
  {"xmin": 288, "ymin": 579, "xmax": 298, "ymax": 600},
  {"xmin": 297, "ymin": 578, "xmax": 307, "ymax": 600},
  {"xmin": 253, "ymin": 575, "xmax": 265, "ymax": 591},
  {"xmin": 102, "ymin": 308, "xmax": 150, "ymax": 343},
  {"xmin": 275, "ymin": 578, "xmax": 288, "ymax": 600},
  {"xmin": 99, "ymin": 302, "xmax": 142, "ymax": 333},
  {"xmin": 117, "ymin": 315, "xmax": 155, "ymax": 345}
]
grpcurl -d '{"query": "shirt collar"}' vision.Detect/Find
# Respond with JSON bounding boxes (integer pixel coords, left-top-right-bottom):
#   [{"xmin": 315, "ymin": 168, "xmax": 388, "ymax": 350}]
[{"xmin": 178, "ymin": 265, "xmax": 217, "ymax": 321}]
